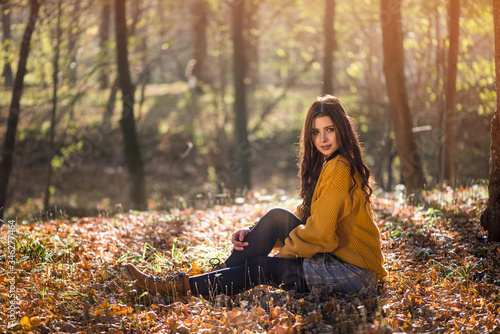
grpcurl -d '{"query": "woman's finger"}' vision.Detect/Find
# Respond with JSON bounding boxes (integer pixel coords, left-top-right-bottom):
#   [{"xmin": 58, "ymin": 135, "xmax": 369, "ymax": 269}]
[
  {"xmin": 231, "ymin": 231, "xmax": 241, "ymax": 244},
  {"xmin": 233, "ymin": 241, "xmax": 249, "ymax": 247},
  {"xmin": 239, "ymin": 229, "xmax": 248, "ymax": 241},
  {"xmin": 231, "ymin": 241, "xmax": 249, "ymax": 252}
]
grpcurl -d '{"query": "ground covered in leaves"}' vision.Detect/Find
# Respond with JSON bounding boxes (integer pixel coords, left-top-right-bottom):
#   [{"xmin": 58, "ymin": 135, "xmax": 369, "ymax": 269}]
[{"xmin": 1, "ymin": 186, "xmax": 500, "ymax": 333}]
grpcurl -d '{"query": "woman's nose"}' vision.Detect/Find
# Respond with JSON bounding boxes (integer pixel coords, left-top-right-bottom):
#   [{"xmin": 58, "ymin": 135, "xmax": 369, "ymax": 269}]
[{"xmin": 321, "ymin": 132, "xmax": 328, "ymax": 141}]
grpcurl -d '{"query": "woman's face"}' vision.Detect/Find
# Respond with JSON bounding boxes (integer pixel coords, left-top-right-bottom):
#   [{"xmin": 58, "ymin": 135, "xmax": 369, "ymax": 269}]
[{"xmin": 312, "ymin": 116, "xmax": 339, "ymax": 157}]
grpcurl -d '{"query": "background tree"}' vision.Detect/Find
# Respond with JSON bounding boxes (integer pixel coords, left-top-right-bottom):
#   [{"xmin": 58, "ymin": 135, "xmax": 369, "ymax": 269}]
[
  {"xmin": 43, "ymin": 0, "xmax": 62, "ymax": 213},
  {"xmin": 66, "ymin": 0, "xmax": 80, "ymax": 86},
  {"xmin": 380, "ymin": 0, "xmax": 426, "ymax": 192},
  {"xmin": 99, "ymin": 0, "xmax": 111, "ymax": 90},
  {"xmin": 0, "ymin": 0, "xmax": 42, "ymax": 221},
  {"xmin": 232, "ymin": 0, "xmax": 250, "ymax": 192},
  {"xmin": 0, "ymin": 0, "xmax": 494, "ymax": 217},
  {"xmin": 190, "ymin": 0, "xmax": 209, "ymax": 88},
  {"xmin": 114, "ymin": 0, "xmax": 147, "ymax": 210},
  {"xmin": 442, "ymin": 0, "xmax": 460, "ymax": 187},
  {"xmin": 480, "ymin": 0, "xmax": 500, "ymax": 241},
  {"xmin": 1, "ymin": 0, "xmax": 13, "ymax": 87}
]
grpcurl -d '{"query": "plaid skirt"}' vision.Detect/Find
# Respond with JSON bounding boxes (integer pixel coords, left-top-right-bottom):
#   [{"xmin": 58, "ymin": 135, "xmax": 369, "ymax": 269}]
[{"xmin": 303, "ymin": 253, "xmax": 377, "ymax": 293}]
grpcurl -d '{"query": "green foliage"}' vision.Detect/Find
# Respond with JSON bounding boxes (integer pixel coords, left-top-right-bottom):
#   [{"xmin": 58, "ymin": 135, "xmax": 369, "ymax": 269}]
[
  {"xmin": 51, "ymin": 141, "xmax": 83, "ymax": 171},
  {"xmin": 16, "ymin": 235, "xmax": 48, "ymax": 263}
]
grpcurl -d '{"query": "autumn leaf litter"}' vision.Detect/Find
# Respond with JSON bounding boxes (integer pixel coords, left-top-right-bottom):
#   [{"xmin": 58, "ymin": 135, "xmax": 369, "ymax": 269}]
[{"xmin": 1, "ymin": 186, "xmax": 499, "ymax": 333}]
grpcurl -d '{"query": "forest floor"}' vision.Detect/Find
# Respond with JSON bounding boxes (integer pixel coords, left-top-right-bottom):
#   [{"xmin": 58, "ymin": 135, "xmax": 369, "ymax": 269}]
[{"xmin": 1, "ymin": 186, "xmax": 500, "ymax": 333}]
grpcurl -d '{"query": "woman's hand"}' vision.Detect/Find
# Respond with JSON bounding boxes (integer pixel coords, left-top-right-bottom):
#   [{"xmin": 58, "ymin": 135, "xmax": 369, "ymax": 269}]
[{"xmin": 231, "ymin": 228, "xmax": 250, "ymax": 252}]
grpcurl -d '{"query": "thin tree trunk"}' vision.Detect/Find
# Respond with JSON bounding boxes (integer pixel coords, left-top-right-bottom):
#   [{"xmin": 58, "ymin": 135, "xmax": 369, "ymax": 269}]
[
  {"xmin": 44, "ymin": 0, "xmax": 62, "ymax": 213},
  {"xmin": 434, "ymin": 5, "xmax": 446, "ymax": 184},
  {"xmin": 68, "ymin": 0, "xmax": 80, "ymax": 86},
  {"xmin": 232, "ymin": 0, "xmax": 250, "ymax": 192},
  {"xmin": 380, "ymin": 0, "xmax": 425, "ymax": 193},
  {"xmin": 114, "ymin": 0, "xmax": 147, "ymax": 210},
  {"xmin": 190, "ymin": 0, "xmax": 208, "ymax": 85},
  {"xmin": 128, "ymin": 0, "xmax": 148, "ymax": 119},
  {"xmin": 480, "ymin": 0, "xmax": 500, "ymax": 241},
  {"xmin": 103, "ymin": 77, "xmax": 119, "ymax": 127},
  {"xmin": 386, "ymin": 105, "xmax": 395, "ymax": 191},
  {"xmin": 134, "ymin": 64, "xmax": 150, "ymax": 121},
  {"xmin": 157, "ymin": 0, "xmax": 167, "ymax": 82},
  {"xmin": 0, "ymin": 0, "xmax": 42, "ymax": 221},
  {"xmin": 443, "ymin": 0, "xmax": 460, "ymax": 187},
  {"xmin": 322, "ymin": 0, "xmax": 336, "ymax": 95},
  {"xmin": 99, "ymin": 0, "xmax": 111, "ymax": 89},
  {"xmin": 2, "ymin": 0, "xmax": 13, "ymax": 87}
]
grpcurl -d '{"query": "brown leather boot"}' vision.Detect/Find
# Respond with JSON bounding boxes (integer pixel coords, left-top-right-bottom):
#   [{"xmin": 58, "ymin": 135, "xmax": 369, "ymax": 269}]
[{"xmin": 123, "ymin": 264, "xmax": 190, "ymax": 298}]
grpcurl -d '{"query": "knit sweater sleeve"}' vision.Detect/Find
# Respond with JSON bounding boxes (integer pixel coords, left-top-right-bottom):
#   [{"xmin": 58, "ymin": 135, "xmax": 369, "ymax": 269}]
[{"xmin": 279, "ymin": 159, "xmax": 352, "ymax": 258}]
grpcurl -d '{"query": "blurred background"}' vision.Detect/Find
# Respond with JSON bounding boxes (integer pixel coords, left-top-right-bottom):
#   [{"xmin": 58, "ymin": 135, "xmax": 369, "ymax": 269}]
[{"xmin": 0, "ymin": 0, "xmax": 494, "ymax": 219}]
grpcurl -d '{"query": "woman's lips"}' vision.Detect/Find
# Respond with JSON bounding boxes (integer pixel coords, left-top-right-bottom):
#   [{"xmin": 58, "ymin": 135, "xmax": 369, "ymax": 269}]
[{"xmin": 321, "ymin": 145, "xmax": 332, "ymax": 150}]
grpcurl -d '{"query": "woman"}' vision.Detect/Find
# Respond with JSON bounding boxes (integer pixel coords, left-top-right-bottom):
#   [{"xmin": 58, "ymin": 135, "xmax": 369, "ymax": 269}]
[{"xmin": 124, "ymin": 95, "xmax": 387, "ymax": 299}]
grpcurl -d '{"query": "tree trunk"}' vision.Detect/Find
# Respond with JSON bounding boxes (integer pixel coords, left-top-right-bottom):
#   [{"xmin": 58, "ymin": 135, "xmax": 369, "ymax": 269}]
[
  {"xmin": 443, "ymin": 0, "xmax": 460, "ymax": 187},
  {"xmin": 232, "ymin": 0, "xmax": 251, "ymax": 192},
  {"xmin": 157, "ymin": 0, "xmax": 167, "ymax": 82},
  {"xmin": 67, "ymin": 0, "xmax": 80, "ymax": 86},
  {"xmin": 434, "ymin": 5, "xmax": 446, "ymax": 184},
  {"xmin": 2, "ymin": 0, "xmax": 13, "ymax": 87},
  {"xmin": 114, "ymin": 0, "xmax": 147, "ymax": 210},
  {"xmin": 380, "ymin": 0, "xmax": 425, "ymax": 193},
  {"xmin": 44, "ymin": 0, "xmax": 62, "ymax": 213},
  {"xmin": 99, "ymin": 0, "xmax": 111, "ymax": 89},
  {"xmin": 103, "ymin": 77, "xmax": 119, "ymax": 127},
  {"xmin": 480, "ymin": 0, "xmax": 500, "ymax": 241},
  {"xmin": 0, "ymin": 0, "xmax": 42, "ymax": 221},
  {"xmin": 190, "ymin": 0, "xmax": 208, "ymax": 86},
  {"xmin": 322, "ymin": 0, "xmax": 336, "ymax": 95}
]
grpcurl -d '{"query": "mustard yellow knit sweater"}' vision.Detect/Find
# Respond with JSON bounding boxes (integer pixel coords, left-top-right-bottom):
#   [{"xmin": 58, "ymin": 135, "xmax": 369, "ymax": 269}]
[{"xmin": 279, "ymin": 155, "xmax": 388, "ymax": 280}]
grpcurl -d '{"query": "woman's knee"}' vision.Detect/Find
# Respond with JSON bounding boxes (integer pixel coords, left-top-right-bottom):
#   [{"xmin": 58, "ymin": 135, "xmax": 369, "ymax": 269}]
[
  {"xmin": 258, "ymin": 208, "xmax": 301, "ymax": 235},
  {"xmin": 265, "ymin": 208, "xmax": 294, "ymax": 221}
]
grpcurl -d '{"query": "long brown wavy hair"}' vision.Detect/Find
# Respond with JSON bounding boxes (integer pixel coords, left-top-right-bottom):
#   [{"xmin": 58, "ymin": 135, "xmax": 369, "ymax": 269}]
[{"xmin": 298, "ymin": 95, "xmax": 373, "ymax": 221}]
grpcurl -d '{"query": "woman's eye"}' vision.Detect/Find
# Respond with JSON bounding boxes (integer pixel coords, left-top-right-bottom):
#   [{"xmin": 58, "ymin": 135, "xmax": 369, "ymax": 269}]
[
  {"xmin": 312, "ymin": 130, "xmax": 319, "ymax": 135},
  {"xmin": 327, "ymin": 127, "xmax": 335, "ymax": 132}
]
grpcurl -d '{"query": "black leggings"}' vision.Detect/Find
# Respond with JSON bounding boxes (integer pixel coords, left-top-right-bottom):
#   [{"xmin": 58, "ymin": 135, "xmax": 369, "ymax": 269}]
[{"xmin": 189, "ymin": 208, "xmax": 309, "ymax": 298}]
